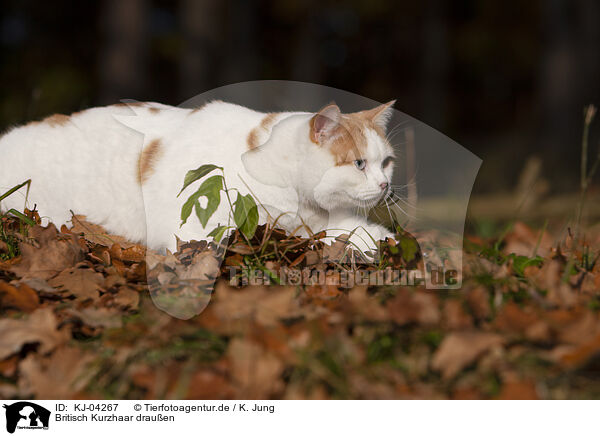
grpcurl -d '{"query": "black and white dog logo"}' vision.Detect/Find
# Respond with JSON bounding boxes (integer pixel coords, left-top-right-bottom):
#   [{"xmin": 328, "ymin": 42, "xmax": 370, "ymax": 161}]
[{"xmin": 3, "ymin": 402, "xmax": 50, "ymax": 434}]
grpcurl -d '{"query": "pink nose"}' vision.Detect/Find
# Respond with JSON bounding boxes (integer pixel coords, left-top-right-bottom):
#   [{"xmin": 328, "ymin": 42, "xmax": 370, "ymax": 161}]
[{"xmin": 380, "ymin": 182, "xmax": 389, "ymax": 190}]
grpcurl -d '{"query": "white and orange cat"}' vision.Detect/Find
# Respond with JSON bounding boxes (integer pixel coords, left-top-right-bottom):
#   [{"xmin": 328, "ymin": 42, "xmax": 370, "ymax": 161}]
[{"xmin": 0, "ymin": 100, "xmax": 396, "ymax": 252}]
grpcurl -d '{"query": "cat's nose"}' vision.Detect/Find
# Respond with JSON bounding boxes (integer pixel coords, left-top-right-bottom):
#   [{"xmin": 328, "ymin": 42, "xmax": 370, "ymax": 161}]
[{"xmin": 380, "ymin": 182, "xmax": 389, "ymax": 191}]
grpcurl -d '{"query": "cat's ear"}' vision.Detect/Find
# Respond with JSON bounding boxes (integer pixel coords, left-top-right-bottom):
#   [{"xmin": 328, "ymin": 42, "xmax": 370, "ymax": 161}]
[
  {"xmin": 363, "ymin": 100, "xmax": 396, "ymax": 132},
  {"xmin": 310, "ymin": 103, "xmax": 341, "ymax": 144}
]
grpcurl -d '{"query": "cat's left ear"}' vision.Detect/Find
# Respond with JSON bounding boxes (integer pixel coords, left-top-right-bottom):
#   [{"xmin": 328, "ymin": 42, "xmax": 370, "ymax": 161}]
[
  {"xmin": 310, "ymin": 103, "xmax": 341, "ymax": 144},
  {"xmin": 363, "ymin": 100, "xmax": 396, "ymax": 132}
]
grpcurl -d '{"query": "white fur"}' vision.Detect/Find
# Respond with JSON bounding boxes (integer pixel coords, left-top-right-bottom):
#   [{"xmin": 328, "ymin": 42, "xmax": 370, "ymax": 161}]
[{"xmin": 0, "ymin": 101, "xmax": 394, "ymax": 252}]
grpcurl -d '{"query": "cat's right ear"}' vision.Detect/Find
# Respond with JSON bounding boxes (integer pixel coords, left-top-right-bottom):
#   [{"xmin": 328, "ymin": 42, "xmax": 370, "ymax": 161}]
[{"xmin": 310, "ymin": 103, "xmax": 341, "ymax": 144}]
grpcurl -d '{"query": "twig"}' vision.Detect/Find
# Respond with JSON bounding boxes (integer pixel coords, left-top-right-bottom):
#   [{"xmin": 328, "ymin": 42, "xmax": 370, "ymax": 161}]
[{"xmin": 576, "ymin": 105, "xmax": 598, "ymax": 236}]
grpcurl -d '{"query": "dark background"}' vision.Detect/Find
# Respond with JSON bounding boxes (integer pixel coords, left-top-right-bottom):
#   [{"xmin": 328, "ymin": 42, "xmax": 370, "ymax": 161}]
[{"xmin": 1, "ymin": 0, "xmax": 599, "ymax": 194}]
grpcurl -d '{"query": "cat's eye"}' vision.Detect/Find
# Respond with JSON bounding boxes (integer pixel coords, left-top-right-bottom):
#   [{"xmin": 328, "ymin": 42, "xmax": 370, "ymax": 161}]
[
  {"xmin": 382, "ymin": 156, "xmax": 394, "ymax": 168},
  {"xmin": 354, "ymin": 159, "xmax": 366, "ymax": 170}
]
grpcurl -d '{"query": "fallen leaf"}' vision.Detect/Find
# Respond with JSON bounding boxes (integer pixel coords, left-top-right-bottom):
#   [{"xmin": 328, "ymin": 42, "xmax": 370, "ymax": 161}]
[
  {"xmin": 0, "ymin": 355, "xmax": 19, "ymax": 377},
  {"xmin": 48, "ymin": 267, "xmax": 104, "ymax": 302},
  {"xmin": 70, "ymin": 215, "xmax": 137, "ymax": 248},
  {"xmin": 177, "ymin": 250, "xmax": 220, "ymax": 281},
  {"xmin": 10, "ymin": 225, "xmax": 85, "ymax": 280},
  {"xmin": 347, "ymin": 286, "xmax": 389, "ymax": 322},
  {"xmin": 212, "ymin": 282, "xmax": 297, "ymax": 330},
  {"xmin": 66, "ymin": 307, "xmax": 123, "ymax": 329},
  {"xmin": 494, "ymin": 302, "xmax": 539, "ymax": 333},
  {"xmin": 558, "ymin": 334, "xmax": 600, "ymax": 369},
  {"xmin": 497, "ymin": 380, "xmax": 539, "ymax": 399},
  {"xmin": 0, "ymin": 308, "xmax": 69, "ymax": 360},
  {"xmin": 388, "ymin": 289, "xmax": 440, "ymax": 326},
  {"xmin": 466, "ymin": 286, "xmax": 492, "ymax": 319},
  {"xmin": 443, "ymin": 299, "xmax": 473, "ymax": 330},
  {"xmin": 113, "ymin": 288, "xmax": 140, "ymax": 310},
  {"xmin": 432, "ymin": 332, "xmax": 504, "ymax": 379},
  {"xmin": 18, "ymin": 346, "xmax": 96, "ymax": 399},
  {"xmin": 185, "ymin": 369, "xmax": 235, "ymax": 400},
  {"xmin": 0, "ymin": 281, "xmax": 39, "ymax": 312},
  {"xmin": 227, "ymin": 338, "xmax": 284, "ymax": 399}
]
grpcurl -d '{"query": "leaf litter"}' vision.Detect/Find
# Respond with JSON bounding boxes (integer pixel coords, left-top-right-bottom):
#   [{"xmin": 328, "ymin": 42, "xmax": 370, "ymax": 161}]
[{"xmin": 1, "ymin": 211, "xmax": 600, "ymax": 399}]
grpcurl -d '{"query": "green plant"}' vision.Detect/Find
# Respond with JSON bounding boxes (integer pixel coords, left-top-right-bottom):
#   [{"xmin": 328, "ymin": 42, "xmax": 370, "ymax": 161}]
[
  {"xmin": 0, "ymin": 180, "xmax": 35, "ymax": 260},
  {"xmin": 178, "ymin": 164, "xmax": 258, "ymax": 242},
  {"xmin": 0, "ymin": 180, "xmax": 35, "ymax": 227}
]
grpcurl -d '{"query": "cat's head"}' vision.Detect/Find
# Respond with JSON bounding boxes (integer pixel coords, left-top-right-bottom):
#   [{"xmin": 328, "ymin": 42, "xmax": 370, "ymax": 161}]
[
  {"xmin": 242, "ymin": 101, "xmax": 396, "ymax": 212},
  {"xmin": 307, "ymin": 101, "xmax": 396, "ymax": 211}
]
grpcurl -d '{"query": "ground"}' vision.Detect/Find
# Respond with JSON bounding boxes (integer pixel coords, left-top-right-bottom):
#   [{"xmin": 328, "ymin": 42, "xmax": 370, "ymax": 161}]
[{"xmin": 1, "ymin": 208, "xmax": 600, "ymax": 400}]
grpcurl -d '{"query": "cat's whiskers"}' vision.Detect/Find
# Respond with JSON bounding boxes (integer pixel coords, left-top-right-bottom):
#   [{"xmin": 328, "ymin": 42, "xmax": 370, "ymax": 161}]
[{"xmin": 386, "ymin": 195, "xmax": 416, "ymax": 221}]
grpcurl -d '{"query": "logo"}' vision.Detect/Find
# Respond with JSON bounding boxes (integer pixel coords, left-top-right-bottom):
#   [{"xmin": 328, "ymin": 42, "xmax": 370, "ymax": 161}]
[{"xmin": 2, "ymin": 402, "xmax": 50, "ymax": 434}]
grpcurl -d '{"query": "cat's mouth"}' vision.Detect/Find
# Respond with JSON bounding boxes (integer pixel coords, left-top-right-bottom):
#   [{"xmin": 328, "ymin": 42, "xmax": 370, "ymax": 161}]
[{"xmin": 352, "ymin": 189, "xmax": 388, "ymax": 206}]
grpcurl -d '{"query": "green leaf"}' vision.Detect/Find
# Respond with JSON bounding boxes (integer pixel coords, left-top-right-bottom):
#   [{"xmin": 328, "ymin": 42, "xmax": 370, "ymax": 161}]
[
  {"xmin": 208, "ymin": 225, "xmax": 231, "ymax": 242},
  {"xmin": 180, "ymin": 175, "xmax": 223, "ymax": 228},
  {"xmin": 178, "ymin": 164, "xmax": 222, "ymax": 197},
  {"xmin": 399, "ymin": 236, "xmax": 418, "ymax": 262},
  {"xmin": 510, "ymin": 254, "xmax": 544, "ymax": 277},
  {"xmin": 233, "ymin": 193, "xmax": 259, "ymax": 239},
  {"xmin": 6, "ymin": 209, "xmax": 35, "ymax": 227},
  {"xmin": 0, "ymin": 180, "xmax": 31, "ymax": 203}
]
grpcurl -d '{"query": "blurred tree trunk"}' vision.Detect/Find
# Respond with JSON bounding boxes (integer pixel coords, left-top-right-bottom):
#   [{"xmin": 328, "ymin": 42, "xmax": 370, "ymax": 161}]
[
  {"xmin": 538, "ymin": 0, "xmax": 579, "ymax": 163},
  {"xmin": 98, "ymin": 0, "xmax": 148, "ymax": 104},
  {"xmin": 179, "ymin": 0, "xmax": 221, "ymax": 99},
  {"xmin": 539, "ymin": 0, "xmax": 600, "ymax": 177},
  {"xmin": 420, "ymin": 0, "xmax": 448, "ymax": 131}
]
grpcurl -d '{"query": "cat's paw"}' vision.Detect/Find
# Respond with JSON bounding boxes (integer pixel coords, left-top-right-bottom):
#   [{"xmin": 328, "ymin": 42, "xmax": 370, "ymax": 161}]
[
  {"xmin": 349, "ymin": 225, "xmax": 393, "ymax": 252},
  {"xmin": 326, "ymin": 225, "xmax": 392, "ymax": 254}
]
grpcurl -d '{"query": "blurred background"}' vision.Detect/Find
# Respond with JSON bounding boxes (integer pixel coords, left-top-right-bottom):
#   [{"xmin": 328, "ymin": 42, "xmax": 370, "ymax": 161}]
[{"xmin": 1, "ymin": 0, "xmax": 599, "ymax": 196}]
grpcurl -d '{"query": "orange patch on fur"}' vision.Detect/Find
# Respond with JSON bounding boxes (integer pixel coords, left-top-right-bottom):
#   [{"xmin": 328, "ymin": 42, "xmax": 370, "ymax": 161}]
[
  {"xmin": 247, "ymin": 129, "xmax": 259, "ymax": 150},
  {"xmin": 247, "ymin": 112, "xmax": 278, "ymax": 150},
  {"xmin": 138, "ymin": 139, "xmax": 163, "ymax": 184},
  {"xmin": 149, "ymin": 107, "xmax": 160, "ymax": 114},
  {"xmin": 44, "ymin": 114, "xmax": 70, "ymax": 127},
  {"xmin": 311, "ymin": 110, "xmax": 389, "ymax": 166},
  {"xmin": 260, "ymin": 112, "xmax": 277, "ymax": 130}
]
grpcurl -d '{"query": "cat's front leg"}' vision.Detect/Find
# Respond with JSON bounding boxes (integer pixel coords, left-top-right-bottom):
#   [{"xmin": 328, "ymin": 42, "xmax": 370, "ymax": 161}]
[{"xmin": 324, "ymin": 215, "xmax": 393, "ymax": 253}]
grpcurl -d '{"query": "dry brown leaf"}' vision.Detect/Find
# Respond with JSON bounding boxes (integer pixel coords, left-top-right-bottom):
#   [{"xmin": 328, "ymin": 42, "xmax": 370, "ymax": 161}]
[
  {"xmin": 558, "ymin": 334, "xmax": 600, "ymax": 369},
  {"xmin": 533, "ymin": 259, "xmax": 577, "ymax": 307},
  {"xmin": 0, "ymin": 307, "xmax": 69, "ymax": 360},
  {"xmin": 466, "ymin": 286, "xmax": 492, "ymax": 319},
  {"xmin": 0, "ymin": 281, "xmax": 39, "ymax": 312},
  {"xmin": 10, "ymin": 225, "xmax": 85, "ymax": 280},
  {"xmin": 443, "ymin": 299, "xmax": 473, "ymax": 330},
  {"xmin": 213, "ymin": 282, "xmax": 297, "ymax": 329},
  {"xmin": 185, "ymin": 369, "xmax": 235, "ymax": 400},
  {"xmin": 431, "ymin": 332, "xmax": 504, "ymax": 379},
  {"xmin": 18, "ymin": 346, "xmax": 96, "ymax": 399},
  {"xmin": 177, "ymin": 250, "xmax": 220, "ymax": 281},
  {"xmin": 322, "ymin": 238, "xmax": 348, "ymax": 263},
  {"xmin": 120, "ymin": 245, "xmax": 146, "ymax": 263},
  {"xmin": 0, "ymin": 355, "xmax": 19, "ymax": 378},
  {"xmin": 227, "ymin": 338, "xmax": 284, "ymax": 399},
  {"xmin": 494, "ymin": 302, "xmax": 539, "ymax": 333},
  {"xmin": 66, "ymin": 307, "xmax": 123, "ymax": 329},
  {"xmin": 347, "ymin": 286, "xmax": 389, "ymax": 322},
  {"xmin": 557, "ymin": 310, "xmax": 600, "ymax": 345},
  {"xmin": 497, "ymin": 380, "xmax": 539, "ymax": 399},
  {"xmin": 48, "ymin": 267, "xmax": 104, "ymax": 302},
  {"xmin": 113, "ymin": 288, "xmax": 140, "ymax": 310},
  {"xmin": 70, "ymin": 215, "xmax": 137, "ymax": 248},
  {"xmin": 388, "ymin": 289, "xmax": 440, "ymax": 326},
  {"xmin": 20, "ymin": 277, "xmax": 61, "ymax": 297}
]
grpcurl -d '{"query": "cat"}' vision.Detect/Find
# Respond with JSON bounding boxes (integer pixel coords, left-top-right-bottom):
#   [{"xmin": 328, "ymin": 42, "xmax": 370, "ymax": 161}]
[{"xmin": 0, "ymin": 100, "xmax": 396, "ymax": 253}]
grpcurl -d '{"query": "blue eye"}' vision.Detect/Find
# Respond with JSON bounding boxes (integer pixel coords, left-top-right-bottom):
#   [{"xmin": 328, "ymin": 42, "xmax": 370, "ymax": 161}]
[{"xmin": 354, "ymin": 159, "xmax": 366, "ymax": 170}]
